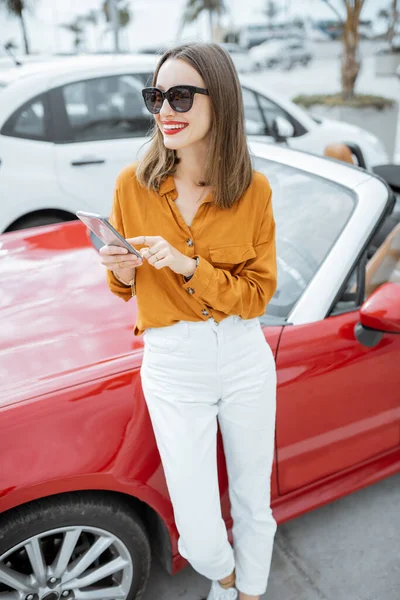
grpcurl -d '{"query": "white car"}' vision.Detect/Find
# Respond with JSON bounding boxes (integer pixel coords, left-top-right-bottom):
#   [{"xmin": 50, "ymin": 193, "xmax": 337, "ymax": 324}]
[
  {"xmin": 0, "ymin": 54, "xmax": 389, "ymax": 232},
  {"xmin": 250, "ymin": 38, "xmax": 314, "ymax": 70},
  {"xmin": 219, "ymin": 43, "xmax": 257, "ymax": 73}
]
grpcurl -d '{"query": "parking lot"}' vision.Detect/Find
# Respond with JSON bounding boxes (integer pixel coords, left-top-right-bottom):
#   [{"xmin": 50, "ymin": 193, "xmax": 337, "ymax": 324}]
[
  {"xmin": 251, "ymin": 40, "xmax": 400, "ymax": 163},
  {"xmin": 143, "ymin": 473, "xmax": 400, "ymax": 600}
]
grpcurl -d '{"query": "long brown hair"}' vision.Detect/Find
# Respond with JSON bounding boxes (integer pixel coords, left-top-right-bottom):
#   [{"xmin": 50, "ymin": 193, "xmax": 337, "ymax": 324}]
[{"xmin": 135, "ymin": 42, "xmax": 253, "ymax": 210}]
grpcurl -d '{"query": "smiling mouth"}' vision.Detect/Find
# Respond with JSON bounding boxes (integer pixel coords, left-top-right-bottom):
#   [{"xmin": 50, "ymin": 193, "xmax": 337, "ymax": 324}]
[{"xmin": 162, "ymin": 123, "xmax": 188, "ymax": 135}]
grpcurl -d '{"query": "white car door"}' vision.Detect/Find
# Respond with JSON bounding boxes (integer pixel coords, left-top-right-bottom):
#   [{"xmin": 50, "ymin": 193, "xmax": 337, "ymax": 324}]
[
  {"xmin": 0, "ymin": 93, "xmax": 59, "ymax": 232},
  {"xmin": 243, "ymin": 87, "xmax": 302, "ymax": 146},
  {"xmin": 242, "ymin": 87, "xmax": 276, "ymax": 140},
  {"xmin": 51, "ymin": 73, "xmax": 152, "ymax": 216}
]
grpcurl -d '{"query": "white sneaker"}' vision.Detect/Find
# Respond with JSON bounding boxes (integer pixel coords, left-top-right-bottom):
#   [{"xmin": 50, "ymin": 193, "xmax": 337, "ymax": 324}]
[{"xmin": 206, "ymin": 579, "xmax": 238, "ymax": 600}]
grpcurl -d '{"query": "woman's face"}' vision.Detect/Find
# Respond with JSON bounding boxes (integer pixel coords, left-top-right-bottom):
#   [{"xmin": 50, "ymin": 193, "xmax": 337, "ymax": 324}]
[{"xmin": 154, "ymin": 58, "xmax": 212, "ymax": 152}]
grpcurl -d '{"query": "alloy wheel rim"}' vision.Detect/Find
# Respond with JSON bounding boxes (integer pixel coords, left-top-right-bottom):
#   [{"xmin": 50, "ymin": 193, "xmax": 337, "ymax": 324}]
[{"xmin": 0, "ymin": 525, "xmax": 134, "ymax": 600}]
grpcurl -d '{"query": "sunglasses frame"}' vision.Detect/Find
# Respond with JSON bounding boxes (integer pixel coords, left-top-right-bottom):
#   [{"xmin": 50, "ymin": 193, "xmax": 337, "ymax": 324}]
[{"xmin": 142, "ymin": 85, "xmax": 209, "ymax": 114}]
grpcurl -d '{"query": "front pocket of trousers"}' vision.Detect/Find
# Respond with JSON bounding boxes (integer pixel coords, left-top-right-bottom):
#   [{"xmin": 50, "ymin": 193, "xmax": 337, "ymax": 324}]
[
  {"xmin": 241, "ymin": 317, "xmax": 261, "ymax": 332},
  {"xmin": 144, "ymin": 337, "xmax": 182, "ymax": 353}
]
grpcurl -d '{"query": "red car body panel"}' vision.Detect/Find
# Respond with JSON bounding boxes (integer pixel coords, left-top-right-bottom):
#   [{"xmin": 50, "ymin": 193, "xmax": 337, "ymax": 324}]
[
  {"xmin": 360, "ymin": 281, "xmax": 400, "ymax": 333},
  {"xmin": 0, "ymin": 221, "xmax": 399, "ymax": 575},
  {"xmin": 275, "ymin": 313, "xmax": 400, "ymax": 495}
]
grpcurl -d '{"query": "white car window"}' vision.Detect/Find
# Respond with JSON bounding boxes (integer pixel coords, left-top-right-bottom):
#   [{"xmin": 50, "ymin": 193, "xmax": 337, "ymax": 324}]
[
  {"xmin": 253, "ymin": 157, "xmax": 356, "ymax": 319},
  {"xmin": 257, "ymin": 94, "xmax": 293, "ymax": 133},
  {"xmin": 60, "ymin": 74, "xmax": 152, "ymax": 142},
  {"xmin": 1, "ymin": 95, "xmax": 48, "ymax": 141},
  {"xmin": 242, "ymin": 87, "xmax": 266, "ymax": 135}
]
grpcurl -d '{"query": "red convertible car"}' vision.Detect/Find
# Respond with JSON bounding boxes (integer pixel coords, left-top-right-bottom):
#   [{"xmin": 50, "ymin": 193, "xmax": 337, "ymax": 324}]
[{"xmin": 0, "ymin": 143, "xmax": 399, "ymax": 600}]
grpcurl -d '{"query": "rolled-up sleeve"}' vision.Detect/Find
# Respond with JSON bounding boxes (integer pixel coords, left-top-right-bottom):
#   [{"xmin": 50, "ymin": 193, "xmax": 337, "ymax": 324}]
[
  {"xmin": 182, "ymin": 189, "xmax": 277, "ymax": 319},
  {"xmin": 106, "ymin": 183, "xmax": 135, "ymax": 302}
]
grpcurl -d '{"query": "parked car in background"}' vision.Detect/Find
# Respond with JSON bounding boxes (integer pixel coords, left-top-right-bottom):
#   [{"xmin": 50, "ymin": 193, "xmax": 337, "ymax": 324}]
[
  {"xmin": 136, "ymin": 45, "xmax": 168, "ymax": 55},
  {"xmin": 250, "ymin": 37, "xmax": 314, "ymax": 70},
  {"xmin": 0, "ymin": 142, "xmax": 399, "ymax": 600},
  {"xmin": 0, "ymin": 54, "xmax": 389, "ymax": 232},
  {"xmin": 219, "ymin": 42, "xmax": 257, "ymax": 72}
]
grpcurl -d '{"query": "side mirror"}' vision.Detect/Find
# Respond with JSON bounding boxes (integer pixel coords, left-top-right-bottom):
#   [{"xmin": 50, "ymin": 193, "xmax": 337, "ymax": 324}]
[
  {"xmin": 355, "ymin": 282, "xmax": 400, "ymax": 347},
  {"xmin": 271, "ymin": 116, "xmax": 295, "ymax": 142}
]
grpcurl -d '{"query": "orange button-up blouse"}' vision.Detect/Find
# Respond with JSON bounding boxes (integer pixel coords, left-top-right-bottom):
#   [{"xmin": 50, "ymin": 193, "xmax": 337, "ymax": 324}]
[{"xmin": 106, "ymin": 164, "xmax": 277, "ymax": 336}]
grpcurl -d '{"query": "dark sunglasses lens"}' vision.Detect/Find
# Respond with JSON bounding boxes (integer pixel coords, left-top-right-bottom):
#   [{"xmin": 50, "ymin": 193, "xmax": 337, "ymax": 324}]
[
  {"xmin": 169, "ymin": 87, "xmax": 192, "ymax": 112},
  {"xmin": 144, "ymin": 89, "xmax": 162, "ymax": 113}
]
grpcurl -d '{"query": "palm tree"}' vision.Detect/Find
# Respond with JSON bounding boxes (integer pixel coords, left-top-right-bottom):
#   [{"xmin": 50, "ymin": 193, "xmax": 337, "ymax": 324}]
[
  {"xmin": 389, "ymin": 0, "xmax": 398, "ymax": 49},
  {"xmin": 321, "ymin": 0, "xmax": 366, "ymax": 100},
  {"xmin": 178, "ymin": 0, "xmax": 226, "ymax": 42},
  {"xmin": 263, "ymin": 1, "xmax": 280, "ymax": 28},
  {"xmin": 0, "ymin": 0, "xmax": 32, "ymax": 54},
  {"xmin": 60, "ymin": 17, "xmax": 86, "ymax": 53},
  {"xmin": 102, "ymin": 0, "xmax": 131, "ymax": 52},
  {"xmin": 378, "ymin": 1, "xmax": 398, "ymax": 49}
]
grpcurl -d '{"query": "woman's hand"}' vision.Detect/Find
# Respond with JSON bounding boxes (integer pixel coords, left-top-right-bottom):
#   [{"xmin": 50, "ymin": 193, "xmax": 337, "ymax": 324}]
[
  {"xmin": 99, "ymin": 243, "xmax": 144, "ymax": 281},
  {"xmin": 129, "ymin": 236, "xmax": 197, "ymax": 278}
]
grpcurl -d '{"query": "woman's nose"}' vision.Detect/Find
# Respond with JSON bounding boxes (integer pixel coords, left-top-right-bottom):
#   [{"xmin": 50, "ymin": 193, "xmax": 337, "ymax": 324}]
[{"xmin": 160, "ymin": 97, "xmax": 175, "ymax": 117}]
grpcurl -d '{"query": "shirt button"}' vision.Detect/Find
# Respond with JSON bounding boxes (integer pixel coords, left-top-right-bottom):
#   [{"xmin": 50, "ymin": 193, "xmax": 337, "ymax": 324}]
[
  {"xmin": 202, "ymin": 309, "xmax": 209, "ymax": 316},
  {"xmin": 187, "ymin": 287, "xmax": 195, "ymax": 294},
  {"xmin": 186, "ymin": 238, "xmax": 194, "ymax": 247}
]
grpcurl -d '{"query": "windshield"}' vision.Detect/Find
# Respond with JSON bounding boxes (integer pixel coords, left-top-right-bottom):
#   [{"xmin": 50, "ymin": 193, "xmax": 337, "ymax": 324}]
[
  {"xmin": 0, "ymin": 82, "xmax": 7, "ymax": 91},
  {"xmin": 252, "ymin": 156, "xmax": 356, "ymax": 320}
]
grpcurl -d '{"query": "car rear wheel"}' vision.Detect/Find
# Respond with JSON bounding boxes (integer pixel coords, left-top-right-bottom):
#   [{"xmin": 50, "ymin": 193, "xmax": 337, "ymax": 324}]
[
  {"xmin": 0, "ymin": 494, "xmax": 151, "ymax": 600},
  {"xmin": 6, "ymin": 213, "xmax": 75, "ymax": 232}
]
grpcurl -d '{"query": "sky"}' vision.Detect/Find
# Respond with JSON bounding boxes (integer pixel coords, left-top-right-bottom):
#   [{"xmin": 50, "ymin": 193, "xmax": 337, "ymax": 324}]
[{"xmin": 0, "ymin": 0, "xmax": 390, "ymax": 57}]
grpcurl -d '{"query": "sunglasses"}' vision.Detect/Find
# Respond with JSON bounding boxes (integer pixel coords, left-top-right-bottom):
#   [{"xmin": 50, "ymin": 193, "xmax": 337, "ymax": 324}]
[{"xmin": 142, "ymin": 85, "xmax": 209, "ymax": 114}]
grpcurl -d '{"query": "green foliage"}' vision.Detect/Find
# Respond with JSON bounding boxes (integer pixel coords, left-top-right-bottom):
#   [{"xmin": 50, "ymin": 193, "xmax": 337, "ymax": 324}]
[
  {"xmin": 293, "ymin": 93, "xmax": 396, "ymax": 110},
  {"xmin": 1, "ymin": 0, "xmax": 25, "ymax": 17},
  {"xmin": 102, "ymin": 0, "xmax": 131, "ymax": 28},
  {"xmin": 181, "ymin": 0, "xmax": 226, "ymax": 26}
]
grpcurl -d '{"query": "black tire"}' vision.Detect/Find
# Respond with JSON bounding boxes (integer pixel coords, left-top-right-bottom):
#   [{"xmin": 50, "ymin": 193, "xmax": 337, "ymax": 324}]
[
  {"xmin": 7, "ymin": 213, "xmax": 73, "ymax": 232},
  {"xmin": 0, "ymin": 493, "xmax": 151, "ymax": 600}
]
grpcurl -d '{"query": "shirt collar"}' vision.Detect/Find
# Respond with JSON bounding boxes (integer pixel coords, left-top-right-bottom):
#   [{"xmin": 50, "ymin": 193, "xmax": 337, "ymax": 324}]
[
  {"xmin": 159, "ymin": 175, "xmax": 176, "ymax": 197},
  {"xmin": 159, "ymin": 175, "xmax": 213, "ymax": 203}
]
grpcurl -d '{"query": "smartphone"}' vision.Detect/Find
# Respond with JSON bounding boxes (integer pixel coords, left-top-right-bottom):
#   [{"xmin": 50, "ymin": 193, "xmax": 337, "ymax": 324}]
[{"xmin": 76, "ymin": 211, "xmax": 142, "ymax": 259}]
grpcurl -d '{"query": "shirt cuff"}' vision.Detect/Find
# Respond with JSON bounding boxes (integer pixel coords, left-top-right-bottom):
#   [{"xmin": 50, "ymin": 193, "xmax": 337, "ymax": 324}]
[
  {"xmin": 107, "ymin": 270, "xmax": 135, "ymax": 301},
  {"xmin": 182, "ymin": 256, "xmax": 213, "ymax": 300}
]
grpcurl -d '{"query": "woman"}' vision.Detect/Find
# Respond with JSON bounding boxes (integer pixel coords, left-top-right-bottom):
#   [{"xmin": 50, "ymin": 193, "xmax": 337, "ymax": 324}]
[{"xmin": 101, "ymin": 42, "xmax": 277, "ymax": 600}]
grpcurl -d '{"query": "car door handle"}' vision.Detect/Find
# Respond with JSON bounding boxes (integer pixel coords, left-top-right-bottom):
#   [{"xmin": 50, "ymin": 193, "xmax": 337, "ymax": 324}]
[{"xmin": 71, "ymin": 158, "xmax": 106, "ymax": 166}]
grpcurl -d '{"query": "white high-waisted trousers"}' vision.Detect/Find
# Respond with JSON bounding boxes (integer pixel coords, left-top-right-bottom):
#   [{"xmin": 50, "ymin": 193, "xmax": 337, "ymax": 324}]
[{"xmin": 140, "ymin": 315, "xmax": 277, "ymax": 596}]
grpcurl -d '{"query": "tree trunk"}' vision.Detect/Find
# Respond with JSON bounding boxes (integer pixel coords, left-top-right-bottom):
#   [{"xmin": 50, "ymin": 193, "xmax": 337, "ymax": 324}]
[
  {"xmin": 341, "ymin": 1, "xmax": 363, "ymax": 100},
  {"xmin": 389, "ymin": 0, "xmax": 398, "ymax": 49},
  {"xmin": 208, "ymin": 8, "xmax": 214, "ymax": 42},
  {"xmin": 19, "ymin": 9, "xmax": 30, "ymax": 54}
]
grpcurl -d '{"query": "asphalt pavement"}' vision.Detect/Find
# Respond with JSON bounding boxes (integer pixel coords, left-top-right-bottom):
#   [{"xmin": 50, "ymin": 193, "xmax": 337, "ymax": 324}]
[{"xmin": 143, "ymin": 473, "xmax": 400, "ymax": 600}]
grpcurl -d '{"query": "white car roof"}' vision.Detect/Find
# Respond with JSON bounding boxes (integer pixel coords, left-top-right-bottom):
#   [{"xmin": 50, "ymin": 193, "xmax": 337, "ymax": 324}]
[
  {"xmin": 0, "ymin": 53, "xmax": 159, "ymax": 86},
  {"xmin": 0, "ymin": 52, "xmax": 315, "ymax": 134}
]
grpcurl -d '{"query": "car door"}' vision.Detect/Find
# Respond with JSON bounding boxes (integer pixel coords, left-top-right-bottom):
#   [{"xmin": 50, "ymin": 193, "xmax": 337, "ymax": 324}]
[
  {"xmin": 0, "ymin": 92, "xmax": 59, "ymax": 232},
  {"xmin": 243, "ymin": 87, "xmax": 305, "ymax": 145},
  {"xmin": 253, "ymin": 153, "xmax": 400, "ymax": 495},
  {"xmin": 50, "ymin": 73, "xmax": 152, "ymax": 216}
]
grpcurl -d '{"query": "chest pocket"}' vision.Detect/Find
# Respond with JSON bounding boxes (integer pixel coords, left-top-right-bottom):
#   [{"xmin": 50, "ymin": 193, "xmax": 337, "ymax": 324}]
[{"xmin": 209, "ymin": 243, "xmax": 257, "ymax": 272}]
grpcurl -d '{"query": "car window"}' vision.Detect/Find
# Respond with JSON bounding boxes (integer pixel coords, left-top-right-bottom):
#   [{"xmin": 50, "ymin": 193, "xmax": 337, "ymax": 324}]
[
  {"xmin": 60, "ymin": 74, "xmax": 152, "ymax": 143},
  {"xmin": 242, "ymin": 87, "xmax": 267, "ymax": 135},
  {"xmin": 1, "ymin": 95, "xmax": 49, "ymax": 141},
  {"xmin": 257, "ymin": 94, "xmax": 295, "ymax": 132},
  {"xmin": 331, "ymin": 221, "xmax": 400, "ymax": 315},
  {"xmin": 252, "ymin": 156, "xmax": 356, "ymax": 320}
]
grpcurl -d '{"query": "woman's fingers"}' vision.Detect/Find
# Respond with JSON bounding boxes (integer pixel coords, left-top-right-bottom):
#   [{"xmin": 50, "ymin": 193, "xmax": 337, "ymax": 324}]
[
  {"xmin": 99, "ymin": 245, "xmax": 143, "ymax": 270},
  {"xmin": 99, "ymin": 245, "xmax": 128, "ymax": 256}
]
